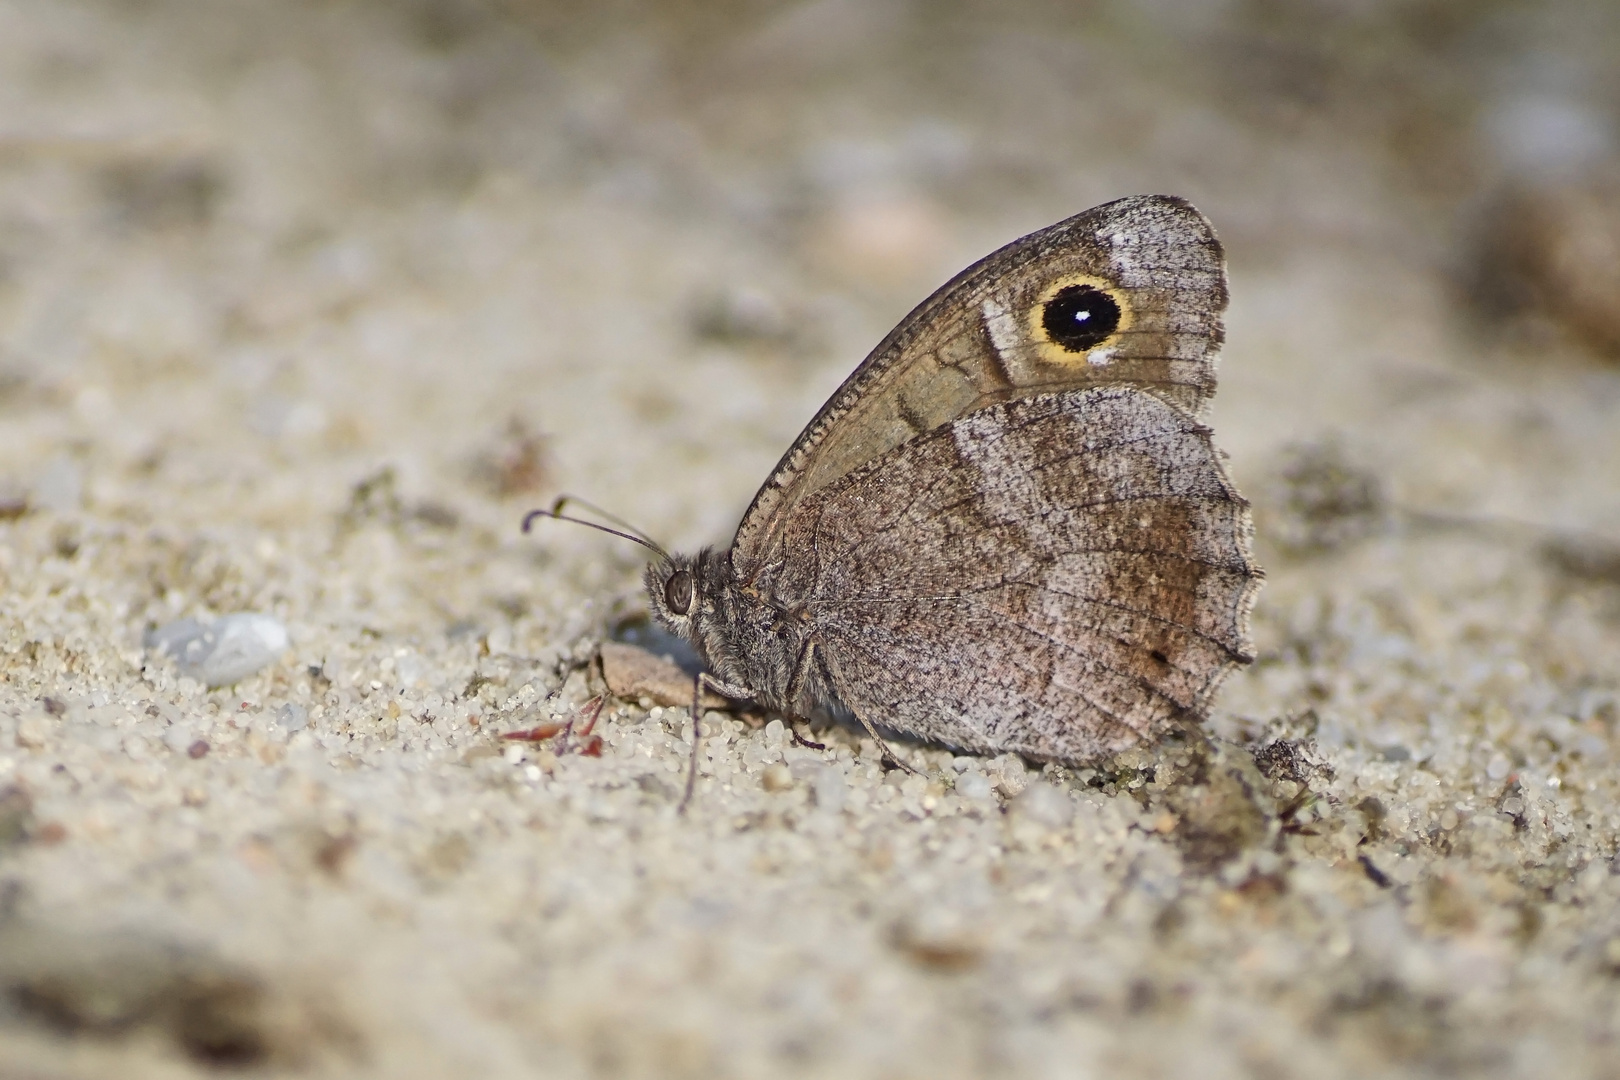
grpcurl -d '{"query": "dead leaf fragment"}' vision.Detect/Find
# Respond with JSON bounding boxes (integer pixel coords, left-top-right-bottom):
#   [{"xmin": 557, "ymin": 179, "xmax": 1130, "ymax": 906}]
[{"xmin": 599, "ymin": 641, "xmax": 726, "ymax": 709}]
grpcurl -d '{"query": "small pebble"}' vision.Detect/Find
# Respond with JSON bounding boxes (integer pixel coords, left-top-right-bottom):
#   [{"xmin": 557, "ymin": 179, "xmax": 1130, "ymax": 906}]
[
  {"xmin": 956, "ymin": 771, "xmax": 994, "ymax": 801},
  {"xmin": 991, "ymin": 754, "xmax": 1029, "ymax": 796},
  {"xmin": 33, "ymin": 821, "xmax": 67, "ymax": 845},
  {"xmin": 278, "ymin": 703, "xmax": 309, "ymax": 732},
  {"xmin": 15, "ymin": 713, "xmax": 51, "ymax": 749},
  {"xmin": 1012, "ymin": 782, "xmax": 1075, "ymax": 829},
  {"xmin": 162, "ymin": 723, "xmax": 197, "ymax": 754},
  {"xmin": 761, "ymin": 763, "xmax": 793, "ymax": 792},
  {"xmin": 145, "ymin": 613, "xmax": 290, "ymax": 687},
  {"xmin": 811, "ymin": 766, "xmax": 846, "ymax": 813}
]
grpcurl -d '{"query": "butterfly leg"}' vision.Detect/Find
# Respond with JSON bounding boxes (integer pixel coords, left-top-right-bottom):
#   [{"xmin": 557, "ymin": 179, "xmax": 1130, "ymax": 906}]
[
  {"xmin": 788, "ymin": 636, "xmax": 917, "ymax": 775},
  {"xmin": 847, "ymin": 709, "xmax": 920, "ymax": 775},
  {"xmin": 680, "ymin": 671, "xmax": 754, "ymax": 814}
]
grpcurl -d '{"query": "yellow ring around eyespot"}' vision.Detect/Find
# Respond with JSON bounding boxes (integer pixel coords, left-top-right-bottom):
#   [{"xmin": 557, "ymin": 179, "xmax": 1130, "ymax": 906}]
[{"xmin": 1025, "ymin": 274, "xmax": 1134, "ymax": 367}]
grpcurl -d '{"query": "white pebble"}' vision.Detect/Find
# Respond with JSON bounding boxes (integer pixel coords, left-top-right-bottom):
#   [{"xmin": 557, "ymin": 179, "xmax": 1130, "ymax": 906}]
[
  {"xmin": 15, "ymin": 713, "xmax": 52, "ymax": 749},
  {"xmin": 1012, "ymin": 782, "xmax": 1075, "ymax": 829},
  {"xmin": 145, "ymin": 613, "xmax": 290, "ymax": 687},
  {"xmin": 956, "ymin": 771, "xmax": 994, "ymax": 801},
  {"xmin": 278, "ymin": 703, "xmax": 310, "ymax": 732},
  {"xmin": 162, "ymin": 723, "xmax": 197, "ymax": 755},
  {"xmin": 122, "ymin": 734, "xmax": 155, "ymax": 762},
  {"xmin": 811, "ymin": 765, "xmax": 847, "ymax": 813},
  {"xmin": 991, "ymin": 753, "xmax": 1029, "ymax": 796}
]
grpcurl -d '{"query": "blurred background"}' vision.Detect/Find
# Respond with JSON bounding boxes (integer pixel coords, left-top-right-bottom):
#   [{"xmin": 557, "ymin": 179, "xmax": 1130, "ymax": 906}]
[{"xmin": 1, "ymin": 0, "xmax": 1617, "ymax": 563}]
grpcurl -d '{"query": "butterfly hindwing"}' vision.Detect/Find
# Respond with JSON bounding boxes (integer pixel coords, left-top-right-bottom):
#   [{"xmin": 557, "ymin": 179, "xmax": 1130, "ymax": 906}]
[{"xmin": 755, "ymin": 387, "xmax": 1258, "ymax": 761}]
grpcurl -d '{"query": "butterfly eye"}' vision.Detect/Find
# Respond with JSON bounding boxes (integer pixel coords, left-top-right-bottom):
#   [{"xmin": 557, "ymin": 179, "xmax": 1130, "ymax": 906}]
[
  {"xmin": 664, "ymin": 569, "xmax": 694, "ymax": 615},
  {"xmin": 1041, "ymin": 283, "xmax": 1121, "ymax": 352}
]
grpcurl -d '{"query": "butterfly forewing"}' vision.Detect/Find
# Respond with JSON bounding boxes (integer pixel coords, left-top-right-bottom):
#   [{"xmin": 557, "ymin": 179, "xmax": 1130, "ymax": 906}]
[{"xmin": 733, "ymin": 195, "xmax": 1227, "ymax": 584}]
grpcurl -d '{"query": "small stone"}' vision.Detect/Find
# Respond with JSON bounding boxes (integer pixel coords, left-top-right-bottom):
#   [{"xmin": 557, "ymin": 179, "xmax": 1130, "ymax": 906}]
[
  {"xmin": 187, "ymin": 740, "xmax": 210, "ymax": 759},
  {"xmin": 162, "ymin": 723, "xmax": 197, "ymax": 755},
  {"xmin": 15, "ymin": 713, "xmax": 51, "ymax": 749},
  {"xmin": 761, "ymin": 763, "xmax": 793, "ymax": 792},
  {"xmin": 811, "ymin": 766, "xmax": 846, "ymax": 813},
  {"xmin": 145, "ymin": 613, "xmax": 290, "ymax": 687},
  {"xmin": 503, "ymin": 744, "xmax": 526, "ymax": 765},
  {"xmin": 991, "ymin": 754, "xmax": 1028, "ymax": 797},
  {"xmin": 278, "ymin": 703, "xmax": 309, "ymax": 732},
  {"xmin": 33, "ymin": 821, "xmax": 67, "ymax": 845},
  {"xmin": 956, "ymin": 771, "xmax": 994, "ymax": 801},
  {"xmin": 1012, "ymin": 782, "xmax": 1075, "ymax": 829}
]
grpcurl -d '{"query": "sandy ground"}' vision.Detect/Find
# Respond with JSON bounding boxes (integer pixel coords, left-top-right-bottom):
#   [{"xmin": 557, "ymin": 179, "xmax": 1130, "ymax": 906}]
[{"xmin": 2, "ymin": 1, "xmax": 1620, "ymax": 1077}]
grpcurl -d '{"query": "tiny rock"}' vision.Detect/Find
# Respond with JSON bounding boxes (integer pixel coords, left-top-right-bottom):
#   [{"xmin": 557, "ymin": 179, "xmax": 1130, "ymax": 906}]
[
  {"xmin": 145, "ymin": 613, "xmax": 290, "ymax": 687},
  {"xmin": 15, "ymin": 713, "xmax": 51, "ymax": 749},
  {"xmin": 1012, "ymin": 782, "xmax": 1075, "ymax": 829},
  {"xmin": 761, "ymin": 763, "xmax": 794, "ymax": 792}
]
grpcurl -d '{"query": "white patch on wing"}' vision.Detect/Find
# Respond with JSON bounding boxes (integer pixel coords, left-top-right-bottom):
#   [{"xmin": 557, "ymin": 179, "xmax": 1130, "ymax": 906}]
[
  {"xmin": 1088, "ymin": 347, "xmax": 1117, "ymax": 368},
  {"xmin": 981, "ymin": 296, "xmax": 1021, "ymax": 361}
]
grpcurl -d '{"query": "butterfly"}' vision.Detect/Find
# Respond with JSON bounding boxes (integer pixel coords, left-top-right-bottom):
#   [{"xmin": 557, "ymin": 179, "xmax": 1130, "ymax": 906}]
[{"xmin": 536, "ymin": 195, "xmax": 1262, "ymax": 804}]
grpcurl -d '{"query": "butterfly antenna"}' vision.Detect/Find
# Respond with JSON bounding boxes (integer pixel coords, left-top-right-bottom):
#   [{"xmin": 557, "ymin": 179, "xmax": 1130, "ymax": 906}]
[
  {"xmin": 522, "ymin": 495, "xmax": 672, "ymax": 562},
  {"xmin": 554, "ymin": 495, "xmax": 665, "ymax": 546}
]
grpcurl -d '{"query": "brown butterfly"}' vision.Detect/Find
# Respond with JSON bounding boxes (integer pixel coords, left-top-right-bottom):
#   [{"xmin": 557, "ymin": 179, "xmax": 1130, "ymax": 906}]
[{"xmin": 535, "ymin": 195, "xmax": 1262, "ymax": 804}]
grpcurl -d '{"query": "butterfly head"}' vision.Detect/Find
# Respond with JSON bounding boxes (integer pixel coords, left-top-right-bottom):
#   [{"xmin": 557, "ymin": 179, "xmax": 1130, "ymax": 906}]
[{"xmin": 644, "ymin": 551, "xmax": 706, "ymax": 638}]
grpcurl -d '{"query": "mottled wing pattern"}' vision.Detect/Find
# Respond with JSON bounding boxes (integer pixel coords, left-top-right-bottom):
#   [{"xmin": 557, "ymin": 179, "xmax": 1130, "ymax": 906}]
[
  {"xmin": 762, "ymin": 387, "xmax": 1260, "ymax": 763},
  {"xmin": 733, "ymin": 195, "xmax": 1226, "ymax": 583}
]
